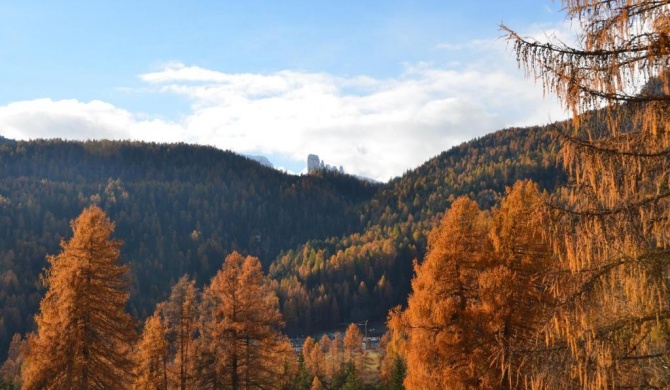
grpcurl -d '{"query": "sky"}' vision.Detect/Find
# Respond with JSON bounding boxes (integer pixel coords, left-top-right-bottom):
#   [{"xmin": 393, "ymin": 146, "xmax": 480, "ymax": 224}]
[{"xmin": 0, "ymin": 1, "xmax": 573, "ymax": 182}]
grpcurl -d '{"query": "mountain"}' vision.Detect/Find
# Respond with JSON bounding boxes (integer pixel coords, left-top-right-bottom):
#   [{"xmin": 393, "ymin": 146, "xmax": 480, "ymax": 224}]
[
  {"xmin": 0, "ymin": 138, "xmax": 380, "ymax": 358},
  {"xmin": 269, "ymin": 124, "xmax": 566, "ymax": 334},
  {"xmin": 245, "ymin": 154, "xmax": 274, "ymax": 168},
  {"xmin": 0, "ymin": 122, "xmax": 565, "ymax": 358}
]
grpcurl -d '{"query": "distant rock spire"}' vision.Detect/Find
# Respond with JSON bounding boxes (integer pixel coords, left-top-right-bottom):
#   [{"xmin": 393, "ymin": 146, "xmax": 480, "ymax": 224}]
[
  {"xmin": 307, "ymin": 154, "xmax": 353, "ymax": 177},
  {"xmin": 307, "ymin": 154, "xmax": 321, "ymax": 174}
]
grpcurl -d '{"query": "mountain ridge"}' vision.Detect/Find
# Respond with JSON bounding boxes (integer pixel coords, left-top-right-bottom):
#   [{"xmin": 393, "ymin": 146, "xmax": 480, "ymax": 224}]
[
  {"xmin": 269, "ymin": 123, "xmax": 566, "ymax": 334},
  {"xmin": 0, "ymin": 121, "xmax": 565, "ymax": 358}
]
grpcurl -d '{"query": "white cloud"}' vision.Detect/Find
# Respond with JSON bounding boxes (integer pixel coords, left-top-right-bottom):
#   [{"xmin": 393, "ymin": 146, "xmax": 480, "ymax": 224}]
[
  {"xmin": 0, "ymin": 24, "xmax": 571, "ymax": 182},
  {"xmin": 0, "ymin": 99, "xmax": 185, "ymax": 144}
]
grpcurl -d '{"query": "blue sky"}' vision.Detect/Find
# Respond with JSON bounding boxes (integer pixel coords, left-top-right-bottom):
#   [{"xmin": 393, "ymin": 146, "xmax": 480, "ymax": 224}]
[{"xmin": 0, "ymin": 1, "xmax": 569, "ymax": 181}]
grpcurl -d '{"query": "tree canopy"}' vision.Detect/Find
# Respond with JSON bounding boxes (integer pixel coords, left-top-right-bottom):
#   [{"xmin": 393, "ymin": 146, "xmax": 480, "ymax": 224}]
[
  {"xmin": 22, "ymin": 206, "xmax": 135, "ymax": 389},
  {"xmin": 504, "ymin": 0, "xmax": 670, "ymax": 388},
  {"xmin": 390, "ymin": 182, "xmax": 552, "ymax": 389}
]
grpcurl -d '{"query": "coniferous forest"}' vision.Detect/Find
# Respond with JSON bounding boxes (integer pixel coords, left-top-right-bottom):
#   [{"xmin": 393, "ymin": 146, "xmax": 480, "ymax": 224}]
[{"xmin": 1, "ymin": 0, "xmax": 669, "ymax": 388}]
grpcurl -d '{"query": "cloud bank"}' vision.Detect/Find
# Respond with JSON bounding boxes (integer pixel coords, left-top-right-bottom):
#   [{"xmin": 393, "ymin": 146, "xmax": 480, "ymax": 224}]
[{"xmin": 0, "ymin": 37, "xmax": 568, "ymax": 181}]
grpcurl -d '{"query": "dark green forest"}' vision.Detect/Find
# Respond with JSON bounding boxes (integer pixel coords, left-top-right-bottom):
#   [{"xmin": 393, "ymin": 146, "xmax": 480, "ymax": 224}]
[{"xmin": 0, "ymin": 123, "xmax": 563, "ymax": 359}]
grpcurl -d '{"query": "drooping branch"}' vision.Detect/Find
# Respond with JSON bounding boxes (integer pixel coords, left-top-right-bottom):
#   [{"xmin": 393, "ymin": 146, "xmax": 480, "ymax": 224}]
[
  {"xmin": 546, "ymin": 190, "xmax": 670, "ymax": 217},
  {"xmin": 553, "ymin": 125, "xmax": 670, "ymax": 158}
]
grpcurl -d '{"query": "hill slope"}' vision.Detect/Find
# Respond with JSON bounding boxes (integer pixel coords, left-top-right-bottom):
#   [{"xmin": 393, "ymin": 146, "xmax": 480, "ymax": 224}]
[
  {"xmin": 269, "ymin": 124, "xmax": 566, "ymax": 334},
  {"xmin": 0, "ymin": 122, "xmax": 566, "ymax": 356},
  {"xmin": 0, "ymin": 139, "xmax": 379, "ymax": 356}
]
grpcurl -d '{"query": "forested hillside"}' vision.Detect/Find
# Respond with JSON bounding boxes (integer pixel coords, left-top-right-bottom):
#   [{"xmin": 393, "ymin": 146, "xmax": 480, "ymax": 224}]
[
  {"xmin": 0, "ymin": 122, "xmax": 565, "ymax": 360},
  {"xmin": 269, "ymin": 124, "xmax": 566, "ymax": 334},
  {"xmin": 0, "ymin": 139, "xmax": 379, "ymax": 359}
]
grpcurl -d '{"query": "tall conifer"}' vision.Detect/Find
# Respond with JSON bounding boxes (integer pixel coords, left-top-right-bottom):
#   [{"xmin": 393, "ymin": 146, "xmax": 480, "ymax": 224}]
[
  {"xmin": 22, "ymin": 206, "xmax": 135, "ymax": 389},
  {"xmin": 505, "ymin": 1, "xmax": 670, "ymax": 387},
  {"xmin": 161, "ymin": 276, "xmax": 198, "ymax": 390},
  {"xmin": 197, "ymin": 251, "xmax": 288, "ymax": 389},
  {"xmin": 134, "ymin": 313, "xmax": 168, "ymax": 390}
]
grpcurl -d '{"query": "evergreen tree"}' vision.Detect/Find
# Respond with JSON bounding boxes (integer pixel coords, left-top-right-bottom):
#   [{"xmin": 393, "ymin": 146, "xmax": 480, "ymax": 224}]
[
  {"xmin": 22, "ymin": 206, "xmax": 135, "ymax": 389},
  {"xmin": 386, "ymin": 357, "xmax": 405, "ymax": 390},
  {"xmin": 378, "ymin": 330, "xmax": 405, "ymax": 390},
  {"xmin": 340, "ymin": 363, "xmax": 363, "ymax": 390},
  {"xmin": 293, "ymin": 353, "xmax": 313, "ymax": 390}
]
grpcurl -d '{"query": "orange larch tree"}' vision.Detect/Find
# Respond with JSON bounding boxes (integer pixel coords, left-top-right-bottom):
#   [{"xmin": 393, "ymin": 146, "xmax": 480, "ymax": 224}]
[
  {"xmin": 396, "ymin": 197, "xmax": 492, "ymax": 389},
  {"xmin": 22, "ymin": 206, "xmax": 135, "ymax": 390},
  {"xmin": 196, "ymin": 251, "xmax": 289, "ymax": 390},
  {"xmin": 0, "ymin": 333, "xmax": 25, "ymax": 387},
  {"xmin": 160, "ymin": 275, "xmax": 198, "ymax": 390},
  {"xmin": 343, "ymin": 323, "xmax": 363, "ymax": 367},
  {"xmin": 134, "ymin": 313, "xmax": 169, "ymax": 390},
  {"xmin": 483, "ymin": 180, "xmax": 553, "ymax": 388},
  {"xmin": 390, "ymin": 186, "xmax": 552, "ymax": 390},
  {"xmin": 504, "ymin": 0, "xmax": 670, "ymax": 387}
]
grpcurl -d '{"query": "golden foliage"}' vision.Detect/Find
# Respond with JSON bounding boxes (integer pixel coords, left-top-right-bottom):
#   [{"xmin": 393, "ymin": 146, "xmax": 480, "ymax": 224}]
[
  {"xmin": 390, "ymin": 182, "xmax": 552, "ymax": 389},
  {"xmin": 504, "ymin": 1, "xmax": 670, "ymax": 388},
  {"xmin": 21, "ymin": 206, "xmax": 135, "ymax": 389},
  {"xmin": 394, "ymin": 197, "xmax": 493, "ymax": 389},
  {"xmin": 310, "ymin": 375, "xmax": 325, "ymax": 390},
  {"xmin": 503, "ymin": 0, "xmax": 670, "ymax": 118},
  {"xmin": 196, "ymin": 251, "xmax": 289, "ymax": 390},
  {"xmin": 344, "ymin": 323, "xmax": 364, "ymax": 363},
  {"xmin": 160, "ymin": 276, "xmax": 198, "ymax": 390},
  {"xmin": 134, "ymin": 313, "xmax": 168, "ymax": 390}
]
